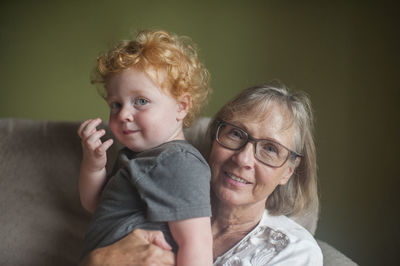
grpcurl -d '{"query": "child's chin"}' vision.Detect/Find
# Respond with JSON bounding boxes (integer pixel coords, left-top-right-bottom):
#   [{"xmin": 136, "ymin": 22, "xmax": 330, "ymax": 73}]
[{"xmin": 125, "ymin": 143, "xmax": 148, "ymax": 152}]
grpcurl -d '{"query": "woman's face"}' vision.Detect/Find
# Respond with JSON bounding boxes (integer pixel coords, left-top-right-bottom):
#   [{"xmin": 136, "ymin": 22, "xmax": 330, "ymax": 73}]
[{"xmin": 209, "ymin": 102, "xmax": 297, "ymax": 210}]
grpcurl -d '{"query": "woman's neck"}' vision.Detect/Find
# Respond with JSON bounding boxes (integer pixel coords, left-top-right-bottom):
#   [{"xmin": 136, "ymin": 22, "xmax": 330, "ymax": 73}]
[
  {"xmin": 211, "ymin": 194, "xmax": 265, "ymax": 259},
  {"xmin": 211, "ymin": 202, "xmax": 264, "ymax": 233}
]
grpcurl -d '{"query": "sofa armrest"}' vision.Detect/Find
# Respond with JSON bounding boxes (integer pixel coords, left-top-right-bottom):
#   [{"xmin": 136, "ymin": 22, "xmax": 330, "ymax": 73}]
[{"xmin": 317, "ymin": 240, "xmax": 358, "ymax": 266}]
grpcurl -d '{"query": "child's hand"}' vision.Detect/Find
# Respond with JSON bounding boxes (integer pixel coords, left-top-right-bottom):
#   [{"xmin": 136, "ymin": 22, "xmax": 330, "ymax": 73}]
[{"xmin": 77, "ymin": 118, "xmax": 114, "ymax": 173}]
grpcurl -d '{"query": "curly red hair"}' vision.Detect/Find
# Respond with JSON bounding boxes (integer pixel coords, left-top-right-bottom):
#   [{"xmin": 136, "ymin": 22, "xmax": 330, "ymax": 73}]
[{"xmin": 92, "ymin": 30, "xmax": 211, "ymax": 127}]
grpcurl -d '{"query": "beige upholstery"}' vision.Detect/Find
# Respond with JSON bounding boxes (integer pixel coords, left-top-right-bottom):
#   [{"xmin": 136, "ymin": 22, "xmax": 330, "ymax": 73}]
[{"xmin": 0, "ymin": 118, "xmax": 357, "ymax": 265}]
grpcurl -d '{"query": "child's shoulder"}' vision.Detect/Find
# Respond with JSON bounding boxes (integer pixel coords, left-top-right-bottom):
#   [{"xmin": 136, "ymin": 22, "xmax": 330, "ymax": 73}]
[
  {"xmin": 119, "ymin": 140, "xmax": 208, "ymax": 167},
  {"xmin": 156, "ymin": 140, "xmax": 207, "ymax": 164}
]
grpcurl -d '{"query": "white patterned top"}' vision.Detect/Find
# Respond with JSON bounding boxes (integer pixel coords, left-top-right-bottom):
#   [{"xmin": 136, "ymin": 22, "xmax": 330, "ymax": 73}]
[{"xmin": 213, "ymin": 210, "xmax": 323, "ymax": 266}]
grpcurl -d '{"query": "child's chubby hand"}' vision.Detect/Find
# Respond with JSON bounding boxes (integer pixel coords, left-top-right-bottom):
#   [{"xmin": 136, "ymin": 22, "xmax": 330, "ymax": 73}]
[{"xmin": 77, "ymin": 118, "xmax": 114, "ymax": 172}]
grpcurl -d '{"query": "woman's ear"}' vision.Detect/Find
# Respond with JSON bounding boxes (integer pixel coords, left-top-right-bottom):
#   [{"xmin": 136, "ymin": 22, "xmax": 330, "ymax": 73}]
[
  {"xmin": 279, "ymin": 157, "xmax": 301, "ymax": 185},
  {"xmin": 176, "ymin": 93, "xmax": 191, "ymax": 121}
]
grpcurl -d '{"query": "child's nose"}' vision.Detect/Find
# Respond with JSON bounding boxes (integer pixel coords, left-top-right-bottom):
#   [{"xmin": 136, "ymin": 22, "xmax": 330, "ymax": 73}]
[{"xmin": 118, "ymin": 106, "xmax": 134, "ymax": 122}]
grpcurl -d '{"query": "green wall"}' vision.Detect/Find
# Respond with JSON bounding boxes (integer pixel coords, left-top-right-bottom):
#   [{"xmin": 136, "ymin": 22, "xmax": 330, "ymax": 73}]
[{"xmin": 1, "ymin": 1, "xmax": 398, "ymax": 265}]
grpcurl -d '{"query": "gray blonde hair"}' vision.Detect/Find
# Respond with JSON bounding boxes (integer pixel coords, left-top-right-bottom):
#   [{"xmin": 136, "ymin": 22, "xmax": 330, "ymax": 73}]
[{"xmin": 208, "ymin": 81, "xmax": 318, "ymax": 216}]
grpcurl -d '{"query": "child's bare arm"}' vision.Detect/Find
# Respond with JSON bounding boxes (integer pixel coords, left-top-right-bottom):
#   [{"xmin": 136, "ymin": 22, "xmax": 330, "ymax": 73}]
[
  {"xmin": 168, "ymin": 217, "xmax": 213, "ymax": 266},
  {"xmin": 77, "ymin": 118, "xmax": 113, "ymax": 213}
]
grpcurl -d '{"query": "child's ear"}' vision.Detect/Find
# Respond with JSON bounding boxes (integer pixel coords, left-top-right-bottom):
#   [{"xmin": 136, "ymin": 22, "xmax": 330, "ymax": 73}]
[{"xmin": 176, "ymin": 93, "xmax": 191, "ymax": 121}]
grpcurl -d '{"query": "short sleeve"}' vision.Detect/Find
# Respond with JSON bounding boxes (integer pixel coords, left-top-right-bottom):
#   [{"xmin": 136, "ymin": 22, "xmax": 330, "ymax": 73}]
[{"xmin": 126, "ymin": 145, "xmax": 211, "ymax": 222}]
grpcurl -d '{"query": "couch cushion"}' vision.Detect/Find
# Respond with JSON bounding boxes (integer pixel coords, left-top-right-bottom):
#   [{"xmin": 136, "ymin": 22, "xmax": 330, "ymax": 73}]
[{"xmin": 0, "ymin": 119, "xmax": 119, "ymax": 266}]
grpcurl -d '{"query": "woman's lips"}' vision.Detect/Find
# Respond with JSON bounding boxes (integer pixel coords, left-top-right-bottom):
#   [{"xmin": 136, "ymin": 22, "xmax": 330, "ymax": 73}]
[{"xmin": 225, "ymin": 171, "xmax": 251, "ymax": 185}]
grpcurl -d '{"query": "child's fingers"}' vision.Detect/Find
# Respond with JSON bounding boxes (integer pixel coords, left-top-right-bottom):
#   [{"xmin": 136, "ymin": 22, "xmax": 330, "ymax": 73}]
[
  {"xmin": 102, "ymin": 139, "xmax": 114, "ymax": 151},
  {"xmin": 81, "ymin": 118, "xmax": 102, "ymax": 140},
  {"xmin": 84, "ymin": 129, "xmax": 106, "ymax": 150},
  {"xmin": 77, "ymin": 119, "xmax": 93, "ymax": 138},
  {"xmin": 95, "ymin": 139, "xmax": 114, "ymax": 156}
]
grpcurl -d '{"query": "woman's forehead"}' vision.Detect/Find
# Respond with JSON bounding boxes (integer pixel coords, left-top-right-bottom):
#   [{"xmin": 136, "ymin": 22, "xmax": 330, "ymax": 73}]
[
  {"xmin": 228, "ymin": 102, "xmax": 296, "ymax": 142},
  {"xmin": 233, "ymin": 102, "xmax": 293, "ymax": 128}
]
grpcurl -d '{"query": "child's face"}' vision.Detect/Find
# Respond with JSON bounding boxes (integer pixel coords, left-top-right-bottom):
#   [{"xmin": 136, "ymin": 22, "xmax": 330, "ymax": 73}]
[{"xmin": 106, "ymin": 68, "xmax": 186, "ymax": 152}]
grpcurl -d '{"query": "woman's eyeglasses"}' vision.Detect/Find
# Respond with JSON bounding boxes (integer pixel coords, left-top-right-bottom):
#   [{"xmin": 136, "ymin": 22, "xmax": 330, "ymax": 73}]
[{"xmin": 215, "ymin": 120, "xmax": 302, "ymax": 168}]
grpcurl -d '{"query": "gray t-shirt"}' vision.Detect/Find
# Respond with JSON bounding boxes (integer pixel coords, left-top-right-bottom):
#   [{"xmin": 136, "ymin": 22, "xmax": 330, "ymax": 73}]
[{"xmin": 81, "ymin": 140, "xmax": 211, "ymax": 258}]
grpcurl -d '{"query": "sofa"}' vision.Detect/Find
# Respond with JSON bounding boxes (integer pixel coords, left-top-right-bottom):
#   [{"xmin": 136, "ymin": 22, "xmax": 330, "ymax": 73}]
[{"xmin": 0, "ymin": 118, "xmax": 358, "ymax": 266}]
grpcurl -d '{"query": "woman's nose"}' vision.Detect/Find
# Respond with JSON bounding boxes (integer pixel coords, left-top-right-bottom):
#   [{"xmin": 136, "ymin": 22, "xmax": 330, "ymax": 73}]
[
  {"xmin": 118, "ymin": 106, "xmax": 134, "ymax": 122},
  {"xmin": 231, "ymin": 142, "xmax": 255, "ymax": 169}
]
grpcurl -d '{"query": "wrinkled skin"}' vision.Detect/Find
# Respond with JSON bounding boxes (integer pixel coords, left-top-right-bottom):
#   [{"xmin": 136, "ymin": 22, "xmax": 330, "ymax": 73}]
[{"xmin": 81, "ymin": 229, "xmax": 175, "ymax": 266}]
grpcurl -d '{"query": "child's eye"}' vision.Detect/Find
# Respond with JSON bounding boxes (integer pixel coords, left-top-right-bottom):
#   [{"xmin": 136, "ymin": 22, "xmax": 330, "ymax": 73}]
[
  {"xmin": 134, "ymin": 98, "xmax": 149, "ymax": 106},
  {"xmin": 110, "ymin": 102, "xmax": 122, "ymax": 109}
]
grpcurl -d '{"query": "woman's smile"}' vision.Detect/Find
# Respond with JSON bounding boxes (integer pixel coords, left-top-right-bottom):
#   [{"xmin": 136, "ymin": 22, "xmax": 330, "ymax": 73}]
[{"xmin": 225, "ymin": 171, "xmax": 252, "ymax": 185}]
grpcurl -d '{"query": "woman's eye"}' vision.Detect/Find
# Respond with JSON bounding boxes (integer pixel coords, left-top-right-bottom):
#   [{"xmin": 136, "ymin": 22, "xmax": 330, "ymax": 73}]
[
  {"xmin": 228, "ymin": 129, "xmax": 245, "ymax": 140},
  {"xmin": 262, "ymin": 143, "xmax": 278, "ymax": 154},
  {"xmin": 134, "ymin": 98, "xmax": 149, "ymax": 106}
]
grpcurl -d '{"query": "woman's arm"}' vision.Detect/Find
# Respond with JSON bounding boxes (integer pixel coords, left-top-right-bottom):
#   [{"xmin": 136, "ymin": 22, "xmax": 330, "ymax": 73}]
[{"xmin": 81, "ymin": 229, "xmax": 176, "ymax": 266}]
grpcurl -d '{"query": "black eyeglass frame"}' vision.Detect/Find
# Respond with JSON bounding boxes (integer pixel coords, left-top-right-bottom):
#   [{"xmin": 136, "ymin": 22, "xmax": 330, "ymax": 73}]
[{"xmin": 215, "ymin": 120, "xmax": 303, "ymax": 168}]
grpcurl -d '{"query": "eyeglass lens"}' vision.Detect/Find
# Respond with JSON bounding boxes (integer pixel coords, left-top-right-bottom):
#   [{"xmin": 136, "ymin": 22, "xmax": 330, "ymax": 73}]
[{"xmin": 217, "ymin": 123, "xmax": 290, "ymax": 167}]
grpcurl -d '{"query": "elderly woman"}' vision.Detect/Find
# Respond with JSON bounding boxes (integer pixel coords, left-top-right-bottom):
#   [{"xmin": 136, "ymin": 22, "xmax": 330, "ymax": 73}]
[{"xmin": 83, "ymin": 82, "xmax": 323, "ymax": 265}]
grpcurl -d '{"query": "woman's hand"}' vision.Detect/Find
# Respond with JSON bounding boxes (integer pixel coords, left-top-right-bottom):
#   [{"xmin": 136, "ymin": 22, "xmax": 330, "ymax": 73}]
[{"xmin": 81, "ymin": 229, "xmax": 176, "ymax": 266}]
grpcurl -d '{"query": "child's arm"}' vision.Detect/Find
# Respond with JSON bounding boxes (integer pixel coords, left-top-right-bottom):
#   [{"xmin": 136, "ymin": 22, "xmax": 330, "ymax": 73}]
[
  {"xmin": 77, "ymin": 118, "xmax": 113, "ymax": 213},
  {"xmin": 168, "ymin": 217, "xmax": 213, "ymax": 266}
]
